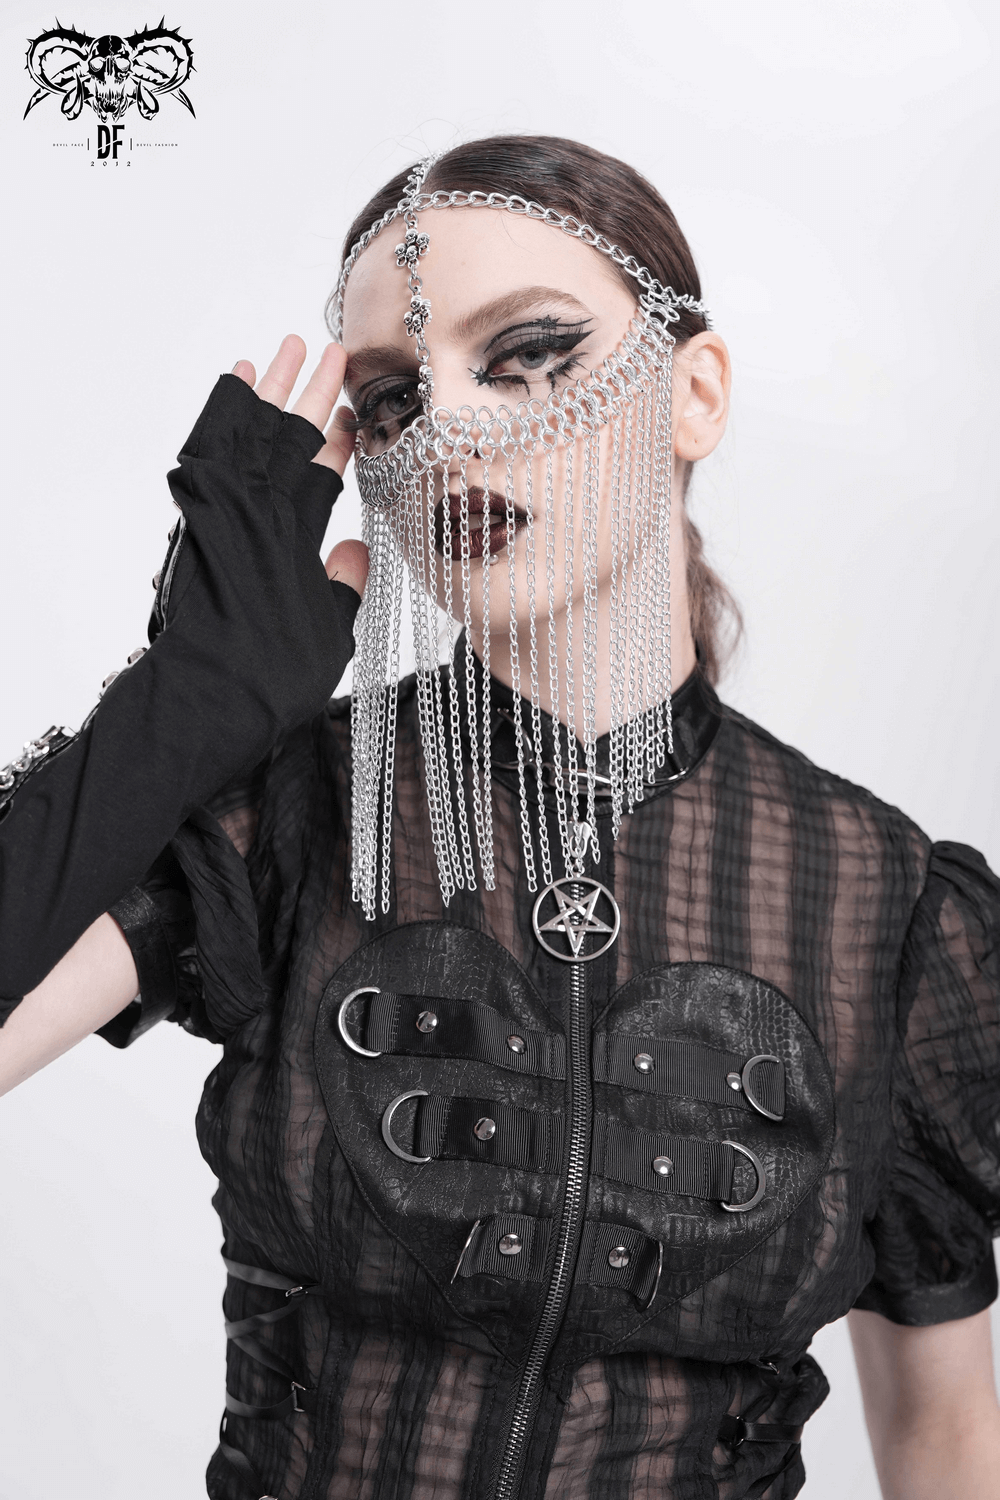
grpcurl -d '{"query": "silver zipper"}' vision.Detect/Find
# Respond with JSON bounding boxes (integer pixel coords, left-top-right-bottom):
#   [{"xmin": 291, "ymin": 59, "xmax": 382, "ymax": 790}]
[{"xmin": 493, "ymin": 950, "xmax": 593, "ymax": 1500}]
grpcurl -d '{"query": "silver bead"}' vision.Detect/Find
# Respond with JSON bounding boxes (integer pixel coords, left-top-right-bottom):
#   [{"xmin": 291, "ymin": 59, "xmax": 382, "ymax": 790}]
[
  {"xmin": 633, "ymin": 1053, "xmax": 654, "ymax": 1074},
  {"xmin": 100, "ymin": 671, "xmax": 119, "ymax": 693},
  {"xmin": 726, "ymin": 1072, "xmax": 743, "ymax": 1091},
  {"xmin": 152, "ymin": 571, "xmax": 161, "ymax": 590},
  {"xmin": 608, "ymin": 1245, "xmax": 630, "ymax": 1269},
  {"xmin": 506, "ymin": 1035, "xmax": 526, "ymax": 1055},
  {"xmin": 498, "ymin": 1233, "xmax": 522, "ymax": 1256},
  {"xmin": 652, "ymin": 1156, "xmax": 673, "ymax": 1177},
  {"xmin": 415, "ymin": 1010, "xmax": 438, "ymax": 1033},
  {"xmin": 127, "ymin": 647, "xmax": 147, "ymax": 666},
  {"xmin": 473, "ymin": 1117, "xmax": 496, "ymax": 1141}
]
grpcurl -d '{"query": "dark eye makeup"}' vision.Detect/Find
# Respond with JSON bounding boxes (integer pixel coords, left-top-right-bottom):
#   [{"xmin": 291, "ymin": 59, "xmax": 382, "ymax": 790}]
[
  {"xmin": 471, "ymin": 316, "xmax": 594, "ymax": 393},
  {"xmin": 345, "ymin": 313, "xmax": 598, "ymax": 447}
]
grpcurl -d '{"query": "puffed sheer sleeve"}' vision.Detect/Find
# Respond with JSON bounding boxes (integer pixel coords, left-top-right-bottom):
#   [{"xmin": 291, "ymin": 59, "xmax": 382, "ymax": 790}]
[
  {"xmin": 97, "ymin": 755, "xmax": 274, "ymax": 1049},
  {"xmin": 854, "ymin": 841, "xmax": 1000, "ymax": 1325},
  {"xmin": 98, "ymin": 711, "xmax": 335, "ymax": 1048}
]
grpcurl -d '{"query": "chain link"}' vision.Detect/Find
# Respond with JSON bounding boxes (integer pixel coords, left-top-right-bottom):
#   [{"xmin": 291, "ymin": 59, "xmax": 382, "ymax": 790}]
[{"xmin": 340, "ymin": 164, "xmax": 690, "ymax": 916}]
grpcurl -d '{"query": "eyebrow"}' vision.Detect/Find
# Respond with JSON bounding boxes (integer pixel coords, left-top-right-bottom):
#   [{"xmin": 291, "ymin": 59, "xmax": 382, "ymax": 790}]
[
  {"xmin": 452, "ymin": 286, "xmax": 592, "ymax": 347},
  {"xmin": 344, "ymin": 343, "xmax": 416, "ymax": 394},
  {"xmin": 344, "ymin": 287, "xmax": 594, "ymax": 394}
]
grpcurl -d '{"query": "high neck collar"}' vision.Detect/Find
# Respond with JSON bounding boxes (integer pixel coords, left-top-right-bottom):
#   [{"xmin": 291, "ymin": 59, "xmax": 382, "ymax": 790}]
[{"xmin": 451, "ymin": 634, "xmax": 722, "ymax": 815}]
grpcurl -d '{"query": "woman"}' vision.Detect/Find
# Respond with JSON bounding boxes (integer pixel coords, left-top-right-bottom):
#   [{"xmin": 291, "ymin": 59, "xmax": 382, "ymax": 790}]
[{"xmin": 1, "ymin": 136, "xmax": 998, "ymax": 1500}]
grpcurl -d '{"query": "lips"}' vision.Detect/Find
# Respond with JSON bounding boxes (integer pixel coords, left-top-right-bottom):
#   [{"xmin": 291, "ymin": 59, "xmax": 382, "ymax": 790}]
[{"xmin": 433, "ymin": 487, "xmax": 528, "ymax": 561}]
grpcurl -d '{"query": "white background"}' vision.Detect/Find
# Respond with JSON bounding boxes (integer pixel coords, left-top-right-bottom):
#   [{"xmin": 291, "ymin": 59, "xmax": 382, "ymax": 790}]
[{"xmin": 1, "ymin": 0, "xmax": 998, "ymax": 1495}]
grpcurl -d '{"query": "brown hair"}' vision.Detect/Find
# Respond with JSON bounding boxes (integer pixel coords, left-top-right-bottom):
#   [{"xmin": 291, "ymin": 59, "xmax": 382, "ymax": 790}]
[{"xmin": 338, "ymin": 135, "xmax": 741, "ymax": 686}]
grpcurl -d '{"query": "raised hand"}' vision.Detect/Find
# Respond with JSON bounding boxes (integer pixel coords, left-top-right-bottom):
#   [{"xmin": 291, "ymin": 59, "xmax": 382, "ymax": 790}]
[{"xmin": 232, "ymin": 334, "xmax": 368, "ymax": 598}]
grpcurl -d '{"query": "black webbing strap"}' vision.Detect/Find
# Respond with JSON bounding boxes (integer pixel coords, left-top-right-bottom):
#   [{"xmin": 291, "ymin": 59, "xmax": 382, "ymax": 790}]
[
  {"xmin": 413, "ymin": 1094, "xmax": 564, "ymax": 1172},
  {"xmin": 355, "ymin": 990, "xmax": 566, "ymax": 1079},
  {"xmin": 593, "ymin": 1035, "xmax": 785, "ymax": 1119},
  {"xmin": 593, "ymin": 1116, "xmax": 737, "ymax": 1200},
  {"xmin": 451, "ymin": 1213, "xmax": 664, "ymax": 1305},
  {"xmin": 452, "ymin": 1213, "xmax": 552, "ymax": 1282},
  {"xmin": 576, "ymin": 1221, "xmax": 663, "ymax": 1305},
  {"xmin": 218, "ymin": 1415, "xmax": 278, "ymax": 1500},
  {"xmin": 717, "ymin": 1414, "xmax": 803, "ymax": 1445},
  {"xmin": 221, "ymin": 1259, "xmax": 321, "ymax": 1424},
  {"xmin": 345, "ymin": 991, "xmax": 784, "ymax": 1120}
]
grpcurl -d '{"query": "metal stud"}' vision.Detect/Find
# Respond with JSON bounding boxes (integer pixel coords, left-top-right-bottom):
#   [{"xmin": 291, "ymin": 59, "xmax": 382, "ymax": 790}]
[
  {"xmin": 726, "ymin": 1072, "xmax": 743, "ymax": 1091},
  {"xmin": 608, "ymin": 1245, "xmax": 631, "ymax": 1269},
  {"xmin": 506, "ymin": 1035, "xmax": 526, "ymax": 1055},
  {"xmin": 152, "ymin": 571, "xmax": 161, "ymax": 590},
  {"xmin": 415, "ymin": 1010, "xmax": 438, "ymax": 1033},
  {"xmin": 633, "ymin": 1053, "xmax": 654, "ymax": 1074},
  {"xmin": 652, "ymin": 1156, "xmax": 673, "ymax": 1177},
  {"xmin": 474, "ymin": 1117, "xmax": 497, "ymax": 1141},
  {"xmin": 127, "ymin": 647, "xmax": 147, "ymax": 666},
  {"xmin": 498, "ymin": 1233, "xmax": 522, "ymax": 1256}
]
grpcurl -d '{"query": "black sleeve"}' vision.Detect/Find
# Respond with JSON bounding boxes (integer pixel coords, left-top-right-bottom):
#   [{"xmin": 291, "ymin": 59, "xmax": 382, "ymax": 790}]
[
  {"xmin": 854, "ymin": 841, "xmax": 1000, "ymax": 1325},
  {"xmin": 0, "ymin": 373, "xmax": 358, "ymax": 1018}
]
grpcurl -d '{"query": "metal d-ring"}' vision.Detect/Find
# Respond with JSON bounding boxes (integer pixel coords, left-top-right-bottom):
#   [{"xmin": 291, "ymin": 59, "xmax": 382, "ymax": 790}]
[
  {"xmin": 741, "ymin": 1054, "xmax": 784, "ymax": 1122},
  {"xmin": 381, "ymin": 1090, "xmax": 431, "ymax": 1163},
  {"xmin": 337, "ymin": 987, "xmax": 382, "ymax": 1057},
  {"xmin": 450, "ymin": 1218, "xmax": 483, "ymax": 1283},
  {"xmin": 644, "ymin": 1240, "xmax": 664, "ymax": 1311},
  {"xmin": 720, "ymin": 1141, "xmax": 767, "ymax": 1212}
]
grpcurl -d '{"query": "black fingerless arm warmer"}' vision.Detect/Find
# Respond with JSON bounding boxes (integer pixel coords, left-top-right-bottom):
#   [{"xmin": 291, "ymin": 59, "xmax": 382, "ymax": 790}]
[{"xmin": 0, "ymin": 373, "xmax": 359, "ymax": 1021}]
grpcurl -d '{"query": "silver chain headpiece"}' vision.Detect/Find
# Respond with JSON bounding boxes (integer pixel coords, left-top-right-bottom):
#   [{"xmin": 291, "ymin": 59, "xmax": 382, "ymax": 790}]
[{"xmin": 330, "ymin": 154, "xmax": 710, "ymax": 921}]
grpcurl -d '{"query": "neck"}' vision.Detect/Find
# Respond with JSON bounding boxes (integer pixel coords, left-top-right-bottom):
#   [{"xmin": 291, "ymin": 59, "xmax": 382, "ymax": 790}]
[
  {"xmin": 471, "ymin": 588, "xmax": 696, "ymax": 742},
  {"xmin": 470, "ymin": 501, "xmax": 696, "ymax": 740}
]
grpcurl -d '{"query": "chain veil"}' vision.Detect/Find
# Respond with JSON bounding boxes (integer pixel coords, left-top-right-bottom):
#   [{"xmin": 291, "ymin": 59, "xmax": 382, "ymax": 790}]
[{"xmin": 329, "ymin": 155, "xmax": 710, "ymax": 919}]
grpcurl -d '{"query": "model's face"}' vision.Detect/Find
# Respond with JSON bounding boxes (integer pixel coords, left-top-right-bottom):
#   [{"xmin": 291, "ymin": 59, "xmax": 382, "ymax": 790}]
[
  {"xmin": 341, "ymin": 207, "xmax": 638, "ymax": 457},
  {"xmin": 340, "ymin": 207, "xmax": 728, "ymax": 653}
]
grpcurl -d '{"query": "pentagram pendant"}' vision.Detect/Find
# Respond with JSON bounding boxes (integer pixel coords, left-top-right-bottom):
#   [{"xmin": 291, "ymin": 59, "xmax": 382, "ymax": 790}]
[{"xmin": 531, "ymin": 877, "xmax": 621, "ymax": 962}]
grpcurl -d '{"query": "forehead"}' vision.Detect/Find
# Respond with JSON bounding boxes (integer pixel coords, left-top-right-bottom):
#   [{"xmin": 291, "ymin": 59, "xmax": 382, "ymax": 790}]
[{"xmin": 339, "ymin": 207, "xmax": 631, "ymax": 349}]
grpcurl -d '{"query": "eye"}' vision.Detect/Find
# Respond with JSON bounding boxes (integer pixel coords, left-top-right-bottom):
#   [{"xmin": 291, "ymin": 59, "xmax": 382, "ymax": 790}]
[
  {"xmin": 349, "ymin": 377, "xmax": 422, "ymax": 452},
  {"xmin": 472, "ymin": 318, "xmax": 595, "ymax": 394}
]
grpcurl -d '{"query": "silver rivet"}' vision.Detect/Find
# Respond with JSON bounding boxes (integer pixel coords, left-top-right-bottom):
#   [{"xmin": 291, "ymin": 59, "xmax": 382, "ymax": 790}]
[
  {"xmin": 507, "ymin": 1035, "xmax": 526, "ymax": 1054},
  {"xmin": 727, "ymin": 1072, "xmax": 743, "ymax": 1091},
  {"xmin": 101, "ymin": 671, "xmax": 119, "ymax": 691},
  {"xmin": 652, "ymin": 1156, "xmax": 673, "ymax": 1177},
  {"xmin": 634, "ymin": 1053, "xmax": 654, "ymax": 1073},
  {"xmin": 498, "ymin": 1233, "xmax": 522, "ymax": 1256},
  {"xmin": 152, "ymin": 571, "xmax": 161, "ymax": 590},
  {"xmin": 474, "ymin": 1117, "xmax": 497, "ymax": 1141},
  {"xmin": 127, "ymin": 647, "xmax": 147, "ymax": 666},
  {"xmin": 415, "ymin": 1011, "xmax": 438, "ymax": 1033},
  {"xmin": 608, "ymin": 1245, "xmax": 631, "ymax": 1269}
]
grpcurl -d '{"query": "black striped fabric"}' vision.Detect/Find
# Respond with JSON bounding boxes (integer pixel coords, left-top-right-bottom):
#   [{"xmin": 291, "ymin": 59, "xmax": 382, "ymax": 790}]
[{"xmin": 118, "ymin": 658, "xmax": 1000, "ymax": 1500}]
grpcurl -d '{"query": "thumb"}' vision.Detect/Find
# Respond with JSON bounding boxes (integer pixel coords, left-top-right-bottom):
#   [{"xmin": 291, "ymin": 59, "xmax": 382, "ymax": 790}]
[{"xmin": 325, "ymin": 539, "xmax": 369, "ymax": 597}]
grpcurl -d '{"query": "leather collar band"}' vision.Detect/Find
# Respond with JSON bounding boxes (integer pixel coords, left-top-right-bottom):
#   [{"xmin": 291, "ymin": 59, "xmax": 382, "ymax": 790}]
[{"xmin": 452, "ymin": 634, "xmax": 722, "ymax": 815}]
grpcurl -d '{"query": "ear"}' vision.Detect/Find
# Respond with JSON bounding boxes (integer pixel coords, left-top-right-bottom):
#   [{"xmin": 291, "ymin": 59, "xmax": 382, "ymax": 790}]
[{"xmin": 672, "ymin": 332, "xmax": 731, "ymax": 462}]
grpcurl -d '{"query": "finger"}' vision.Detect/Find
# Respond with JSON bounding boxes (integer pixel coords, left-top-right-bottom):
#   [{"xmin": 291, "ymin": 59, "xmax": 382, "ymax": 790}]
[
  {"xmin": 311, "ymin": 406, "xmax": 356, "ymax": 477},
  {"xmin": 255, "ymin": 334, "xmax": 307, "ymax": 411},
  {"xmin": 325, "ymin": 538, "xmax": 369, "ymax": 597},
  {"xmin": 292, "ymin": 342, "xmax": 347, "ymax": 432},
  {"xmin": 232, "ymin": 359, "xmax": 256, "ymax": 385}
]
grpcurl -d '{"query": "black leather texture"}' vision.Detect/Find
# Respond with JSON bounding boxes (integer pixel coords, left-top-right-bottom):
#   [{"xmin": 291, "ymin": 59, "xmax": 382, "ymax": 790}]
[{"xmin": 315, "ymin": 927, "xmax": 835, "ymax": 1371}]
